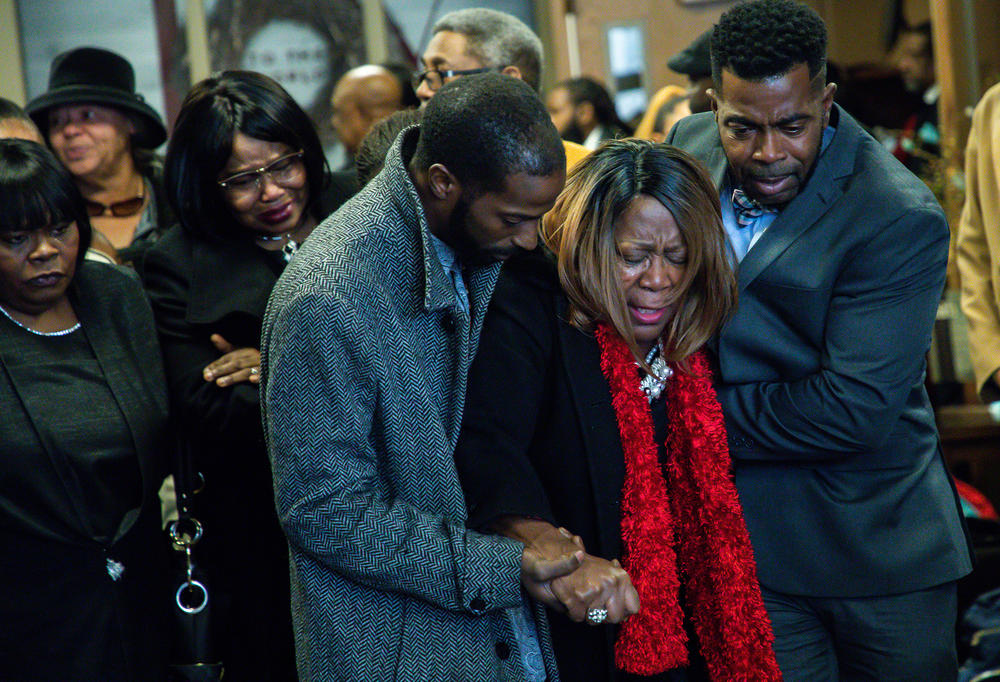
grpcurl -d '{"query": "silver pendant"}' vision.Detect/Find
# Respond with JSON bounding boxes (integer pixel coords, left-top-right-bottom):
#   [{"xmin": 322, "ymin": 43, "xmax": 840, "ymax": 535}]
[
  {"xmin": 638, "ymin": 344, "xmax": 673, "ymax": 402},
  {"xmin": 106, "ymin": 557, "xmax": 125, "ymax": 581}
]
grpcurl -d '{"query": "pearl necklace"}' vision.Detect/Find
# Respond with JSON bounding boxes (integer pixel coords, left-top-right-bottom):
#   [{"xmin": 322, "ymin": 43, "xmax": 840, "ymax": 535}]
[
  {"xmin": 638, "ymin": 342, "xmax": 673, "ymax": 402},
  {"xmin": 254, "ymin": 232, "xmax": 288, "ymax": 242},
  {"xmin": 0, "ymin": 302, "xmax": 81, "ymax": 337},
  {"xmin": 254, "ymin": 233, "xmax": 300, "ymax": 263}
]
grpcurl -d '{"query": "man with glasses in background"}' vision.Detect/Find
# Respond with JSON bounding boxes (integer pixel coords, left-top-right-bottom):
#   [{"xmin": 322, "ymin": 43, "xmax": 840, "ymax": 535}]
[{"xmin": 415, "ymin": 7, "xmax": 590, "ymax": 171}]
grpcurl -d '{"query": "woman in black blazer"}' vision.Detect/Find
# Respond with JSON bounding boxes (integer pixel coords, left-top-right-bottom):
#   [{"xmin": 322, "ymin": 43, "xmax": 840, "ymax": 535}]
[
  {"xmin": 141, "ymin": 71, "xmax": 340, "ymax": 680},
  {"xmin": 0, "ymin": 139, "xmax": 170, "ymax": 679},
  {"xmin": 455, "ymin": 140, "xmax": 779, "ymax": 681}
]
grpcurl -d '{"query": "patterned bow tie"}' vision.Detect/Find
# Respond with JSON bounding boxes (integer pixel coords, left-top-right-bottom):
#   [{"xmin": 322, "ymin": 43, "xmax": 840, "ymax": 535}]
[{"xmin": 732, "ymin": 188, "xmax": 773, "ymax": 228}]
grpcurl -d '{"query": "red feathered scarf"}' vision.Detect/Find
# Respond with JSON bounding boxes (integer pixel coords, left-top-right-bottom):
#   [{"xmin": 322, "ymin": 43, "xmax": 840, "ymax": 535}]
[{"xmin": 594, "ymin": 323, "xmax": 781, "ymax": 680}]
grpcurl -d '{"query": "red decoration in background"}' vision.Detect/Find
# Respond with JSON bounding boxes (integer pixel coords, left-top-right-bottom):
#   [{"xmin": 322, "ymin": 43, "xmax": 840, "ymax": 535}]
[
  {"xmin": 955, "ymin": 478, "xmax": 1000, "ymax": 521},
  {"xmin": 594, "ymin": 323, "xmax": 781, "ymax": 680}
]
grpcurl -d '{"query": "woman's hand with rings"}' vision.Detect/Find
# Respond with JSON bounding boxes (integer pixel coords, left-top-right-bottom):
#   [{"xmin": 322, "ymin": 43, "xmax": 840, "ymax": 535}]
[
  {"xmin": 551, "ymin": 556, "xmax": 638, "ymax": 625},
  {"xmin": 202, "ymin": 333, "xmax": 261, "ymax": 386}
]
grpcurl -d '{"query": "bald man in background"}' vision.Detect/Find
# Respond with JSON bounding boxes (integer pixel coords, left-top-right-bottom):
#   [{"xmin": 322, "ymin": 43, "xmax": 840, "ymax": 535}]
[{"xmin": 331, "ymin": 65, "xmax": 406, "ymax": 158}]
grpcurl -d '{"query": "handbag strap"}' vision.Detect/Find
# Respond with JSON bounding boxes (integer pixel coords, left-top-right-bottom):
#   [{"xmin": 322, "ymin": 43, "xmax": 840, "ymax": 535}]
[
  {"xmin": 172, "ymin": 431, "xmax": 202, "ymax": 519},
  {"xmin": 169, "ymin": 433, "xmax": 208, "ymax": 615}
]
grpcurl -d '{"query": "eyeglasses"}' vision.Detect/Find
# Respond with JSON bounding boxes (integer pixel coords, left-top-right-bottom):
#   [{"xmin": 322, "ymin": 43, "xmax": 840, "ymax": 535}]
[
  {"xmin": 85, "ymin": 191, "xmax": 145, "ymax": 217},
  {"xmin": 411, "ymin": 67, "xmax": 498, "ymax": 92},
  {"xmin": 217, "ymin": 150, "xmax": 305, "ymax": 195}
]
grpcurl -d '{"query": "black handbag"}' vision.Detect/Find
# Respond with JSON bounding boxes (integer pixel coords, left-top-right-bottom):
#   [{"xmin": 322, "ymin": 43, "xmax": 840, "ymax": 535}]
[{"xmin": 166, "ymin": 440, "xmax": 224, "ymax": 682}]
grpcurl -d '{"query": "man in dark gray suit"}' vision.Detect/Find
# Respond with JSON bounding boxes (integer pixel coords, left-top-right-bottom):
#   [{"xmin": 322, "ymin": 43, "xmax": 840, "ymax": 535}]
[
  {"xmin": 666, "ymin": 1, "xmax": 972, "ymax": 679},
  {"xmin": 261, "ymin": 73, "xmax": 633, "ymax": 680}
]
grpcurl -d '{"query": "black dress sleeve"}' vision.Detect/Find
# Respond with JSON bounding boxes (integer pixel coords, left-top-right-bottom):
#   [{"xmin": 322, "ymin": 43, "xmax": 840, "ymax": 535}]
[
  {"xmin": 140, "ymin": 234, "xmax": 262, "ymax": 448},
  {"xmin": 455, "ymin": 253, "xmax": 561, "ymax": 530}
]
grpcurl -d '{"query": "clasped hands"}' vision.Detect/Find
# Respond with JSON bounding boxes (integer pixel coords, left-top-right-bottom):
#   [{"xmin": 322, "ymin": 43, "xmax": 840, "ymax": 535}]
[{"xmin": 500, "ymin": 517, "xmax": 639, "ymax": 625}]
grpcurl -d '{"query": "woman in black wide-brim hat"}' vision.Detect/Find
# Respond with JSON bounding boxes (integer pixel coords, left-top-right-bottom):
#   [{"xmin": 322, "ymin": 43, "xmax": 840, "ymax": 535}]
[{"xmin": 26, "ymin": 47, "xmax": 174, "ymax": 265}]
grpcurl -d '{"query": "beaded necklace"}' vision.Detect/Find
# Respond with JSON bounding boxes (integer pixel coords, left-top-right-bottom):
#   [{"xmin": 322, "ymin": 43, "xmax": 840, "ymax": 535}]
[
  {"xmin": 638, "ymin": 341, "xmax": 673, "ymax": 402},
  {"xmin": 0, "ymin": 302, "xmax": 80, "ymax": 337}
]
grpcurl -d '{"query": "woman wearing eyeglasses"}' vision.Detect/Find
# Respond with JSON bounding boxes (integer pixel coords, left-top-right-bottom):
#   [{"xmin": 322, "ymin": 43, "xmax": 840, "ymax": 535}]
[
  {"xmin": 26, "ymin": 47, "xmax": 175, "ymax": 265},
  {"xmin": 141, "ymin": 71, "xmax": 337, "ymax": 680}
]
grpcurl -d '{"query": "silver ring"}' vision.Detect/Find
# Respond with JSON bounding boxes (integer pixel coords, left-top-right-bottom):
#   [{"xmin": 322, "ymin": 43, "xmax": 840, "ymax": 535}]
[
  {"xmin": 168, "ymin": 517, "xmax": 203, "ymax": 547},
  {"xmin": 585, "ymin": 608, "xmax": 608, "ymax": 625},
  {"xmin": 249, "ymin": 366, "xmax": 260, "ymax": 376},
  {"xmin": 176, "ymin": 579, "xmax": 209, "ymax": 614}
]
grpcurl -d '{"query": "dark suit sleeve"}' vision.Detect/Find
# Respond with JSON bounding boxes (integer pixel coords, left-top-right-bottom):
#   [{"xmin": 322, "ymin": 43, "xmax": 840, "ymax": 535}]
[
  {"xmin": 664, "ymin": 114, "xmax": 690, "ymax": 145},
  {"xmin": 717, "ymin": 205, "xmax": 949, "ymax": 458},
  {"xmin": 455, "ymin": 270, "xmax": 558, "ymax": 530},
  {"xmin": 141, "ymin": 241, "xmax": 261, "ymax": 444}
]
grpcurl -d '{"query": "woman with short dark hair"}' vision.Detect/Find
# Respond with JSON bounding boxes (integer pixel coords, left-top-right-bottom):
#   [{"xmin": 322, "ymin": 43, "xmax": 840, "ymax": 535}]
[
  {"xmin": 142, "ymin": 70, "xmax": 334, "ymax": 680},
  {"xmin": 0, "ymin": 138, "xmax": 170, "ymax": 679},
  {"xmin": 455, "ymin": 140, "xmax": 781, "ymax": 681}
]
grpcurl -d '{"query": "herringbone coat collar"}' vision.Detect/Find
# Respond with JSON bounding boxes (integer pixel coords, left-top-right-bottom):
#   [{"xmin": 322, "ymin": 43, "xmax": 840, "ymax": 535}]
[{"xmin": 384, "ymin": 127, "xmax": 502, "ymax": 328}]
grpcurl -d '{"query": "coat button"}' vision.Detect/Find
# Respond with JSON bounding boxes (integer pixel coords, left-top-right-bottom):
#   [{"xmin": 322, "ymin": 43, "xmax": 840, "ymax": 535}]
[
  {"xmin": 495, "ymin": 641, "xmax": 511, "ymax": 660},
  {"xmin": 470, "ymin": 597, "xmax": 486, "ymax": 612},
  {"xmin": 441, "ymin": 316, "xmax": 456, "ymax": 333}
]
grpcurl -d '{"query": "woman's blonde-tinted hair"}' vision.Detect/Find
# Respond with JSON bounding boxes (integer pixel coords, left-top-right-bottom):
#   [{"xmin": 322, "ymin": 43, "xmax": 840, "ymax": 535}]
[{"xmin": 542, "ymin": 139, "xmax": 736, "ymax": 366}]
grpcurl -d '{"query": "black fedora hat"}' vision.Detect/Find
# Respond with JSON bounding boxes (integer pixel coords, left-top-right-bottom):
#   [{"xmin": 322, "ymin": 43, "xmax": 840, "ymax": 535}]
[
  {"xmin": 667, "ymin": 28, "xmax": 713, "ymax": 79},
  {"xmin": 26, "ymin": 47, "xmax": 167, "ymax": 149}
]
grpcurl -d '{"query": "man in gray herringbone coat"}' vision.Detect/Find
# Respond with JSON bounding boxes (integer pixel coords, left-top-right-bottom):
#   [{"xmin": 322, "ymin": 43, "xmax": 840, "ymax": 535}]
[{"xmin": 261, "ymin": 74, "xmax": 573, "ymax": 680}]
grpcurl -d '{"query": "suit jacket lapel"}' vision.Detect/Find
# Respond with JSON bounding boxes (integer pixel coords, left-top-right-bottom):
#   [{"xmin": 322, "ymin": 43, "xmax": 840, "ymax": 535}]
[
  {"xmin": 705, "ymin": 145, "xmax": 728, "ymax": 189},
  {"xmin": 555, "ymin": 311, "xmax": 626, "ymax": 559},
  {"xmin": 73, "ymin": 274, "xmax": 157, "ymax": 543},
  {"xmin": 466, "ymin": 263, "xmax": 501, "ymax": 341},
  {"xmin": 737, "ymin": 185, "xmax": 836, "ymax": 291}
]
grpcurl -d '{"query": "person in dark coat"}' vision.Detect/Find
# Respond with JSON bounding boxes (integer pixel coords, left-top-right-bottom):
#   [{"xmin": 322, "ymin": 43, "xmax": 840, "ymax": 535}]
[
  {"xmin": 0, "ymin": 139, "xmax": 170, "ymax": 680},
  {"xmin": 141, "ymin": 71, "xmax": 334, "ymax": 681},
  {"xmin": 666, "ymin": 2, "xmax": 971, "ymax": 678}
]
